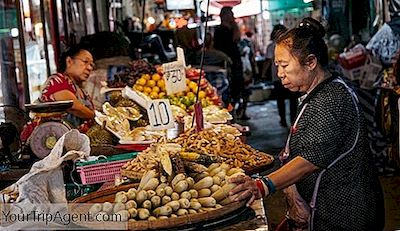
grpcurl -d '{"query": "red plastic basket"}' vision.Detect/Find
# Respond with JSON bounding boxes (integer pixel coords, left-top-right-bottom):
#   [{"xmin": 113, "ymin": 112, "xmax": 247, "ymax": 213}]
[{"xmin": 77, "ymin": 159, "xmax": 128, "ymax": 185}]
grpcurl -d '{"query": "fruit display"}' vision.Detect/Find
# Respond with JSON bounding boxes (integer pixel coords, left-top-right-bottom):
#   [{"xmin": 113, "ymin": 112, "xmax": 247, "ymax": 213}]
[
  {"xmin": 132, "ymin": 66, "xmax": 222, "ymax": 112},
  {"xmin": 90, "ymin": 162, "xmax": 246, "ymax": 222},
  {"xmin": 107, "ymin": 60, "xmax": 156, "ymax": 88}
]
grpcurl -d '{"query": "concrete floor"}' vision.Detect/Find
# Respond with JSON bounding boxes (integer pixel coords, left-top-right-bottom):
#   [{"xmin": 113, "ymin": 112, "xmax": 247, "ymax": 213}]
[{"xmin": 240, "ymin": 100, "xmax": 400, "ymax": 231}]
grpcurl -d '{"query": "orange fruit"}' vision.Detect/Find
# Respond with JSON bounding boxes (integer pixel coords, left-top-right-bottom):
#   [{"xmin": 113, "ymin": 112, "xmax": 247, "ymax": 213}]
[
  {"xmin": 186, "ymin": 92, "xmax": 195, "ymax": 98},
  {"xmin": 198, "ymin": 90, "xmax": 206, "ymax": 99},
  {"xmin": 157, "ymin": 79, "xmax": 165, "ymax": 88},
  {"xmin": 188, "ymin": 81, "xmax": 198, "ymax": 90},
  {"xmin": 134, "ymin": 85, "xmax": 144, "ymax": 92},
  {"xmin": 142, "ymin": 74, "xmax": 151, "ymax": 80},
  {"xmin": 158, "ymin": 92, "xmax": 166, "ymax": 98},
  {"xmin": 136, "ymin": 78, "xmax": 146, "ymax": 86},
  {"xmin": 191, "ymin": 85, "xmax": 199, "ymax": 93},
  {"xmin": 152, "ymin": 86, "xmax": 160, "ymax": 93},
  {"xmin": 150, "ymin": 91, "xmax": 159, "ymax": 99},
  {"xmin": 147, "ymin": 79, "xmax": 156, "ymax": 87},
  {"xmin": 144, "ymin": 87, "xmax": 152, "ymax": 94},
  {"xmin": 152, "ymin": 73, "xmax": 161, "ymax": 81}
]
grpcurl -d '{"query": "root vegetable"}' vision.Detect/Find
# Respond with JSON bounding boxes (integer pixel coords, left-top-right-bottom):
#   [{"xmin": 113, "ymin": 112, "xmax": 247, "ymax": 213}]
[
  {"xmin": 198, "ymin": 188, "xmax": 211, "ymax": 198},
  {"xmin": 166, "ymin": 201, "xmax": 180, "ymax": 211},
  {"xmin": 147, "ymin": 190, "xmax": 156, "ymax": 198},
  {"xmin": 160, "ymin": 175, "xmax": 168, "ymax": 183},
  {"xmin": 171, "ymin": 214, "xmax": 178, "ymax": 218},
  {"xmin": 153, "ymin": 205, "xmax": 173, "ymax": 216},
  {"xmin": 148, "ymin": 216, "xmax": 157, "ymax": 221},
  {"xmin": 185, "ymin": 177, "xmax": 195, "ymax": 188},
  {"xmin": 138, "ymin": 208, "xmax": 150, "ymax": 220},
  {"xmin": 215, "ymin": 170, "xmax": 226, "ymax": 179},
  {"xmin": 127, "ymin": 188, "xmax": 137, "ymax": 200},
  {"xmin": 189, "ymin": 189, "xmax": 198, "ymax": 199},
  {"xmin": 209, "ymin": 167, "xmax": 221, "ymax": 177},
  {"xmin": 142, "ymin": 200, "xmax": 152, "ymax": 210},
  {"xmin": 173, "ymin": 180, "xmax": 189, "ymax": 193},
  {"xmin": 189, "ymin": 201, "xmax": 201, "ymax": 210},
  {"xmin": 210, "ymin": 185, "xmax": 221, "ymax": 193},
  {"xmin": 190, "ymin": 198, "xmax": 198, "ymax": 203},
  {"xmin": 215, "ymin": 204, "xmax": 223, "ymax": 209},
  {"xmin": 188, "ymin": 209, "xmax": 197, "ymax": 214},
  {"xmin": 115, "ymin": 210, "xmax": 129, "ymax": 221},
  {"xmin": 159, "ymin": 216, "xmax": 169, "ymax": 219},
  {"xmin": 180, "ymin": 191, "xmax": 191, "ymax": 200},
  {"xmin": 113, "ymin": 202, "xmax": 126, "ymax": 213},
  {"xmin": 207, "ymin": 163, "xmax": 220, "ymax": 172},
  {"xmin": 172, "ymin": 173, "xmax": 186, "ymax": 187},
  {"xmin": 220, "ymin": 197, "xmax": 233, "ymax": 205},
  {"xmin": 164, "ymin": 186, "xmax": 173, "ymax": 196},
  {"xmin": 212, "ymin": 176, "xmax": 222, "ymax": 186},
  {"xmin": 171, "ymin": 192, "xmax": 180, "ymax": 201},
  {"xmin": 136, "ymin": 190, "xmax": 148, "ymax": 205},
  {"xmin": 193, "ymin": 176, "xmax": 213, "ymax": 190},
  {"xmin": 176, "ymin": 209, "xmax": 188, "ymax": 216},
  {"xmin": 227, "ymin": 168, "xmax": 244, "ymax": 176},
  {"xmin": 151, "ymin": 196, "xmax": 161, "ymax": 208},
  {"xmin": 128, "ymin": 208, "xmax": 137, "ymax": 218},
  {"xmin": 156, "ymin": 188, "xmax": 165, "ymax": 197},
  {"xmin": 162, "ymin": 196, "xmax": 172, "ymax": 205},
  {"xmin": 89, "ymin": 203, "xmax": 102, "ymax": 216},
  {"xmin": 178, "ymin": 198, "xmax": 190, "ymax": 209},
  {"xmin": 194, "ymin": 172, "xmax": 209, "ymax": 182},
  {"xmin": 211, "ymin": 183, "xmax": 237, "ymax": 202},
  {"xmin": 102, "ymin": 202, "xmax": 113, "ymax": 214},
  {"xmin": 143, "ymin": 178, "xmax": 159, "ymax": 191},
  {"xmin": 115, "ymin": 192, "xmax": 128, "ymax": 203},
  {"xmin": 198, "ymin": 197, "xmax": 217, "ymax": 207}
]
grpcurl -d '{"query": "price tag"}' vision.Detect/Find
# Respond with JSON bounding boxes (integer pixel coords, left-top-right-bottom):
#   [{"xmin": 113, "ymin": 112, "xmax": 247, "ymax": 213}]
[
  {"xmin": 162, "ymin": 47, "xmax": 187, "ymax": 95},
  {"xmin": 146, "ymin": 99, "xmax": 175, "ymax": 130}
]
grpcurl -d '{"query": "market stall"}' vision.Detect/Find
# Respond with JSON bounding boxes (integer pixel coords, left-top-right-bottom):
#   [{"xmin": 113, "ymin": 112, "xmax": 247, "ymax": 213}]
[{"xmin": 0, "ymin": 50, "xmax": 274, "ymax": 230}]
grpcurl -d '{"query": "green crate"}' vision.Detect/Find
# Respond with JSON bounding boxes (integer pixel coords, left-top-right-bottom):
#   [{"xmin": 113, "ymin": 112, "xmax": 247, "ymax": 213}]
[{"xmin": 75, "ymin": 152, "xmax": 137, "ymax": 167}]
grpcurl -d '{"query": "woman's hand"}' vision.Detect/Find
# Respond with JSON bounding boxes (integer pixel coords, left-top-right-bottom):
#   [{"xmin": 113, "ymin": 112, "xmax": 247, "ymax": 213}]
[{"xmin": 229, "ymin": 175, "xmax": 265, "ymax": 207}]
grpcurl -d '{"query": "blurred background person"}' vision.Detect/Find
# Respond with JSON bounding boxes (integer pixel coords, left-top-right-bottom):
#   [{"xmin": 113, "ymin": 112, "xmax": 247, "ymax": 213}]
[{"xmin": 266, "ymin": 24, "xmax": 298, "ymax": 127}]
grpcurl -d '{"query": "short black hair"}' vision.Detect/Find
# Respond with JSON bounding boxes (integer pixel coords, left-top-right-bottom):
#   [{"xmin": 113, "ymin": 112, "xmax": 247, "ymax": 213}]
[{"xmin": 58, "ymin": 44, "xmax": 91, "ymax": 72}]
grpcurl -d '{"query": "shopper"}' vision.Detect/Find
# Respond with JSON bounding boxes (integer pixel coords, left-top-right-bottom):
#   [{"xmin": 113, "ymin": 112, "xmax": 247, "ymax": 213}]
[
  {"xmin": 266, "ymin": 24, "xmax": 298, "ymax": 127},
  {"xmin": 229, "ymin": 17, "xmax": 384, "ymax": 231},
  {"xmin": 39, "ymin": 45, "xmax": 95, "ymax": 128},
  {"xmin": 213, "ymin": 7, "xmax": 246, "ymax": 120}
]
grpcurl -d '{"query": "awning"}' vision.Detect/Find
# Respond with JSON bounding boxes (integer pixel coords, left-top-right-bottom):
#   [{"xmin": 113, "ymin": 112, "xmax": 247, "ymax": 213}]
[{"xmin": 200, "ymin": 0, "xmax": 261, "ymax": 18}]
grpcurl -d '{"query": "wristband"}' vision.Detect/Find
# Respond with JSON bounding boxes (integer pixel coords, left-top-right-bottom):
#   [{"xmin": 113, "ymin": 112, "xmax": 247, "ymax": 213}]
[
  {"xmin": 261, "ymin": 176, "xmax": 276, "ymax": 194},
  {"xmin": 255, "ymin": 179, "xmax": 265, "ymax": 197}
]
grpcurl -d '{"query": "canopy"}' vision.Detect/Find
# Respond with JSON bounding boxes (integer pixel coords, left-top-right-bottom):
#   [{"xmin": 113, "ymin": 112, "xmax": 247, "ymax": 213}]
[{"xmin": 200, "ymin": 0, "xmax": 261, "ymax": 18}]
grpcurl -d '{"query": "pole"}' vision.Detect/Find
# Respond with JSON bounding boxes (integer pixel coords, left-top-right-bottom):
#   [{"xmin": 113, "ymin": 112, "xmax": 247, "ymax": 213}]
[
  {"xmin": 40, "ymin": 0, "xmax": 51, "ymax": 76},
  {"xmin": 16, "ymin": 0, "xmax": 30, "ymax": 104}
]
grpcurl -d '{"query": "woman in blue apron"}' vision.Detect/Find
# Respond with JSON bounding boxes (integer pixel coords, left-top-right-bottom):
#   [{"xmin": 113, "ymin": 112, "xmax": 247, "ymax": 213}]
[{"xmin": 229, "ymin": 17, "xmax": 384, "ymax": 231}]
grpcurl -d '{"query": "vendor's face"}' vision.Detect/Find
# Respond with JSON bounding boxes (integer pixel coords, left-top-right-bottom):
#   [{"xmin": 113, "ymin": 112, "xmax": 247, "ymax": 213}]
[
  {"xmin": 65, "ymin": 50, "xmax": 94, "ymax": 83},
  {"xmin": 274, "ymin": 44, "xmax": 313, "ymax": 92}
]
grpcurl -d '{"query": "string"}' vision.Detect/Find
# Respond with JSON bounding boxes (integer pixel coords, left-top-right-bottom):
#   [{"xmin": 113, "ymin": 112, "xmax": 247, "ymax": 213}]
[{"xmin": 191, "ymin": 0, "xmax": 211, "ymax": 128}]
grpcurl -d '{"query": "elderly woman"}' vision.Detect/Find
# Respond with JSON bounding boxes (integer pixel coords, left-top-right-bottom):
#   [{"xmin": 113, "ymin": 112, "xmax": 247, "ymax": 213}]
[
  {"xmin": 38, "ymin": 45, "xmax": 95, "ymax": 128},
  {"xmin": 229, "ymin": 18, "xmax": 384, "ymax": 231}
]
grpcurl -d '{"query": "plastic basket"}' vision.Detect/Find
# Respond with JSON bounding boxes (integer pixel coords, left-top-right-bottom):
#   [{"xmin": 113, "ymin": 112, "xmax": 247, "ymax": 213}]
[{"xmin": 76, "ymin": 152, "xmax": 137, "ymax": 185}]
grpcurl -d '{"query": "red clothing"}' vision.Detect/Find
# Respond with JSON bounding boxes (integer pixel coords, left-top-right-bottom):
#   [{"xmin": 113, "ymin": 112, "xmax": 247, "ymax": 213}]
[{"xmin": 39, "ymin": 73, "xmax": 77, "ymax": 102}]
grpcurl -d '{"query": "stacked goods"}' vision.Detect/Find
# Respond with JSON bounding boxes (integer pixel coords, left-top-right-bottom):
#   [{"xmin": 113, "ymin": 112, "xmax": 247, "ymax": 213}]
[
  {"xmin": 174, "ymin": 128, "xmax": 273, "ymax": 170},
  {"xmin": 107, "ymin": 60, "xmax": 156, "ymax": 88},
  {"xmin": 89, "ymin": 163, "xmax": 246, "ymax": 222},
  {"xmin": 132, "ymin": 66, "xmax": 221, "ymax": 111}
]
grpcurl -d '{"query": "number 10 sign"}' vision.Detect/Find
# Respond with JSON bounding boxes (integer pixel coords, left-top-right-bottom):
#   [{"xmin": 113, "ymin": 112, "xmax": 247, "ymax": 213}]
[{"xmin": 146, "ymin": 99, "xmax": 175, "ymax": 130}]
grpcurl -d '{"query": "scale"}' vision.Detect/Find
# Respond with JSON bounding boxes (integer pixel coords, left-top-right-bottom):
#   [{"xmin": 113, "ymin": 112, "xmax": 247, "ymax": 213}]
[{"xmin": 25, "ymin": 100, "xmax": 74, "ymax": 159}]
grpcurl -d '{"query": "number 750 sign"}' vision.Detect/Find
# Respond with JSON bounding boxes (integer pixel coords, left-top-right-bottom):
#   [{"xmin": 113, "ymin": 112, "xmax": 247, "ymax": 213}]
[{"xmin": 146, "ymin": 99, "xmax": 175, "ymax": 130}]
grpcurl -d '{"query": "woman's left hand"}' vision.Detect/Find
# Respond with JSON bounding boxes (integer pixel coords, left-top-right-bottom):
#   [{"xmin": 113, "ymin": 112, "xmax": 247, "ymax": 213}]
[{"xmin": 229, "ymin": 175, "xmax": 264, "ymax": 207}]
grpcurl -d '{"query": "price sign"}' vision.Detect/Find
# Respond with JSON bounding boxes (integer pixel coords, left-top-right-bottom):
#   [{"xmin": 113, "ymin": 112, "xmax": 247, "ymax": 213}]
[
  {"xmin": 162, "ymin": 47, "xmax": 187, "ymax": 95},
  {"xmin": 146, "ymin": 99, "xmax": 175, "ymax": 130}
]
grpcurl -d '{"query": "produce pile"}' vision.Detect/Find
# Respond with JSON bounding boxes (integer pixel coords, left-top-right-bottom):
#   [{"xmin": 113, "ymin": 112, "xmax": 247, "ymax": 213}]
[
  {"xmin": 121, "ymin": 126, "xmax": 273, "ymax": 178},
  {"xmin": 174, "ymin": 129, "xmax": 273, "ymax": 169},
  {"xmin": 107, "ymin": 60, "xmax": 156, "ymax": 88},
  {"xmin": 89, "ymin": 162, "xmax": 245, "ymax": 221},
  {"xmin": 132, "ymin": 66, "xmax": 221, "ymax": 111}
]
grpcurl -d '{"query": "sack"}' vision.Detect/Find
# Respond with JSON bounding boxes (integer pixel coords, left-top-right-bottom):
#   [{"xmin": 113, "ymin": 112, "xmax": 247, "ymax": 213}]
[{"xmin": 283, "ymin": 184, "xmax": 310, "ymax": 231}]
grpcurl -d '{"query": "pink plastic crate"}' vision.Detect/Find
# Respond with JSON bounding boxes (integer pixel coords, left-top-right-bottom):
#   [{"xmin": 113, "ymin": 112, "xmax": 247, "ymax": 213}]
[{"xmin": 77, "ymin": 159, "xmax": 128, "ymax": 185}]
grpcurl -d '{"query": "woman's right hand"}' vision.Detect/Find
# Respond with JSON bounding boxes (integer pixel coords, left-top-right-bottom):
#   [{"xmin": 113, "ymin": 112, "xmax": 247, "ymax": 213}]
[{"xmin": 229, "ymin": 175, "xmax": 265, "ymax": 207}]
